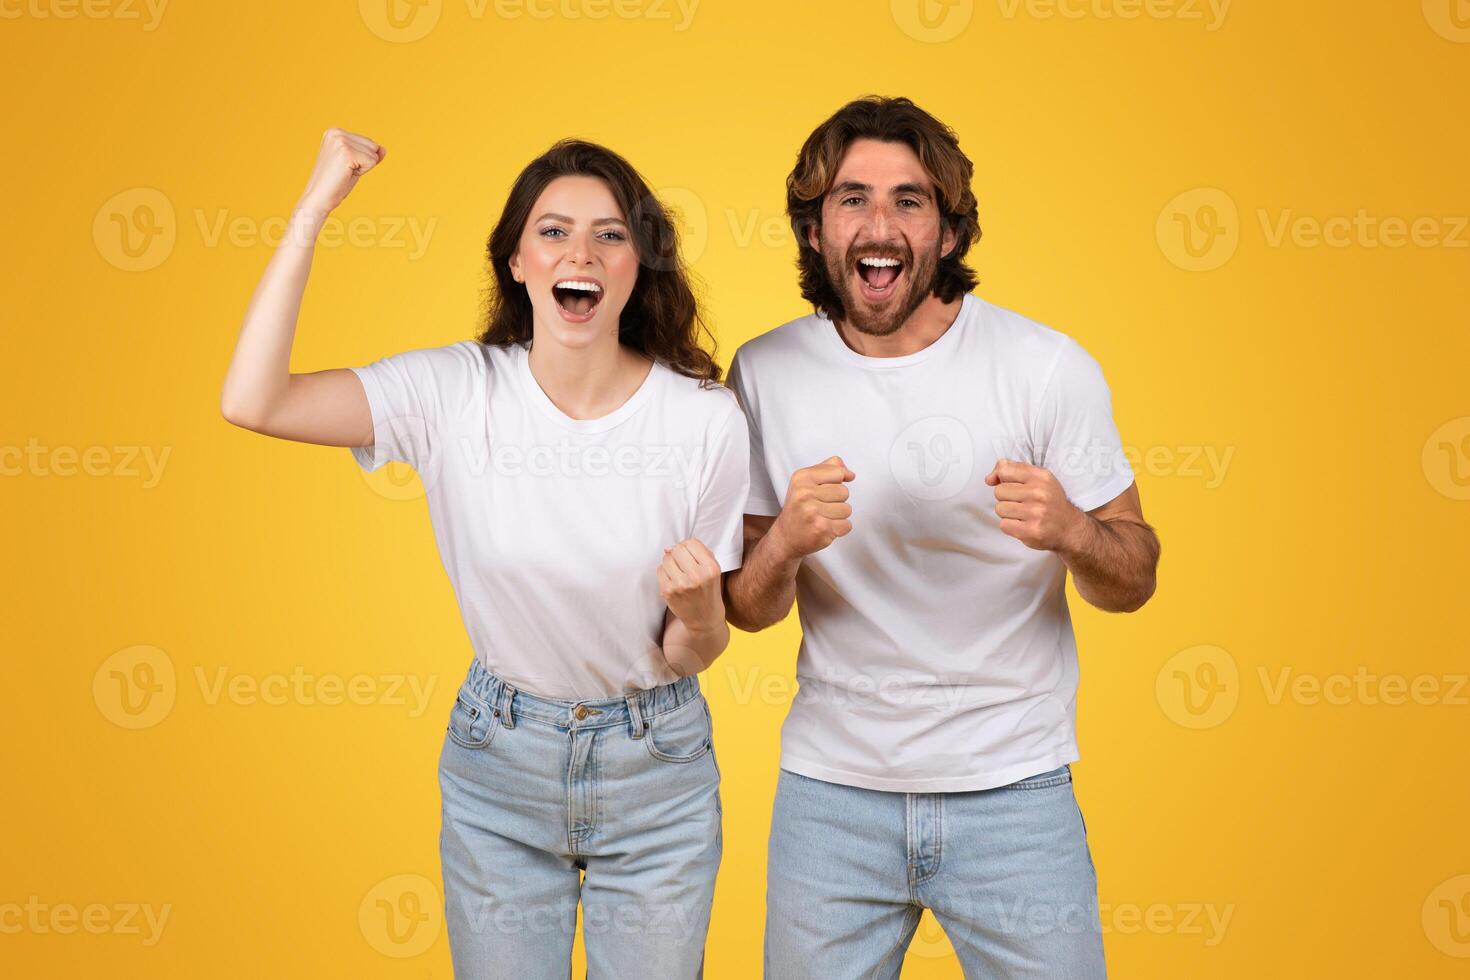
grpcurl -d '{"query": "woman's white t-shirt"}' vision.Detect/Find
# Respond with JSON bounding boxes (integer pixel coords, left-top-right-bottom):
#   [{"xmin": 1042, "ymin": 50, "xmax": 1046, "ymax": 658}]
[{"xmin": 349, "ymin": 340, "xmax": 749, "ymax": 700}]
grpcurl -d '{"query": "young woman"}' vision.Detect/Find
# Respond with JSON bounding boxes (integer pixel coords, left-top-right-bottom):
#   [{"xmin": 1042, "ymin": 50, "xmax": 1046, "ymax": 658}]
[{"xmin": 220, "ymin": 129, "xmax": 748, "ymax": 978}]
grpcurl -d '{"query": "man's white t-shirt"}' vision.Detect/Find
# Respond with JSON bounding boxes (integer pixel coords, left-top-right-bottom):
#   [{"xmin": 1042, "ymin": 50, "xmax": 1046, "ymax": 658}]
[
  {"xmin": 349, "ymin": 340, "xmax": 749, "ymax": 700},
  {"xmin": 727, "ymin": 293, "xmax": 1135, "ymax": 793}
]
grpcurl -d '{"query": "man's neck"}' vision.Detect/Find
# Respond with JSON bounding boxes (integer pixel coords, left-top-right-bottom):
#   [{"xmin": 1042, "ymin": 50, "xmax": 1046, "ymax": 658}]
[{"xmin": 834, "ymin": 293, "xmax": 964, "ymax": 358}]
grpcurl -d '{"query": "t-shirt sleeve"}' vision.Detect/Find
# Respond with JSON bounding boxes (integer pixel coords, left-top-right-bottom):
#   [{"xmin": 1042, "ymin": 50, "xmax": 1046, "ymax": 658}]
[
  {"xmin": 691, "ymin": 396, "xmax": 753, "ymax": 572},
  {"xmin": 348, "ymin": 343, "xmax": 465, "ymax": 474},
  {"xmin": 1034, "ymin": 337, "xmax": 1136, "ymax": 512},
  {"xmin": 724, "ymin": 351, "xmax": 782, "ymax": 517}
]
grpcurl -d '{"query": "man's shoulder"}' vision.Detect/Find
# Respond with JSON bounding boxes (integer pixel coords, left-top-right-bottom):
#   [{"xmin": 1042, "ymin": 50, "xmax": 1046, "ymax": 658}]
[{"xmin": 731, "ymin": 307, "xmax": 828, "ymax": 370}]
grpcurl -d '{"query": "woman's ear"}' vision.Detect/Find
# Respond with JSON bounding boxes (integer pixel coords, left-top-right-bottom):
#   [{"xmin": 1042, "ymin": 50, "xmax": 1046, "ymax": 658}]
[{"xmin": 508, "ymin": 250, "xmax": 523, "ymax": 284}]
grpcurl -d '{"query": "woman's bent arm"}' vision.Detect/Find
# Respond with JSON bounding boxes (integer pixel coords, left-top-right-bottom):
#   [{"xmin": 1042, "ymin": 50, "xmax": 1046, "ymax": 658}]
[{"xmin": 219, "ymin": 128, "xmax": 386, "ymax": 447}]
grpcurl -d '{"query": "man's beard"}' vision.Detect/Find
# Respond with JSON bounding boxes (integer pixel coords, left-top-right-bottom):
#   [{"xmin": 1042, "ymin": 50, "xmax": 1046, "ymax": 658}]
[{"xmin": 823, "ymin": 237, "xmax": 941, "ymax": 337}]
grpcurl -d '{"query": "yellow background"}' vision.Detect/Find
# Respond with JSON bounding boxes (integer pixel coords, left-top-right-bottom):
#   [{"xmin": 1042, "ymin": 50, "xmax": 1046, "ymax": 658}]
[{"xmin": 3, "ymin": 0, "xmax": 1468, "ymax": 976}]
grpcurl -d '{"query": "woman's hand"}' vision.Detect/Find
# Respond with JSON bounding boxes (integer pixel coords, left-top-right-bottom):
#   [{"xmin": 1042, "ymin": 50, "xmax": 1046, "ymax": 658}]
[
  {"xmin": 658, "ymin": 539, "xmax": 724, "ymax": 630},
  {"xmin": 296, "ymin": 127, "xmax": 386, "ymax": 217},
  {"xmin": 658, "ymin": 539, "xmax": 731, "ymax": 677}
]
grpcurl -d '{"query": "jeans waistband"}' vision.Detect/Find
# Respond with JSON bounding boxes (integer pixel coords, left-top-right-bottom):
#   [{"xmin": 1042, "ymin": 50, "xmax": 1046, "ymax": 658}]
[{"xmin": 457, "ymin": 656, "xmax": 701, "ymax": 735}]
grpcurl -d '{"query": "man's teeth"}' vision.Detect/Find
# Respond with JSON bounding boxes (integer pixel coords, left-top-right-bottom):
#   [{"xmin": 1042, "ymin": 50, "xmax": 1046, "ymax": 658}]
[
  {"xmin": 555, "ymin": 280, "xmax": 602, "ymax": 292},
  {"xmin": 859, "ymin": 257, "xmax": 901, "ymax": 267}
]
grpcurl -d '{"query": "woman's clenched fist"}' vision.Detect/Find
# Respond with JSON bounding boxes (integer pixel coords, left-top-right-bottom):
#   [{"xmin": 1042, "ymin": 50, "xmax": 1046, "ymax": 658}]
[{"xmin": 296, "ymin": 127, "xmax": 386, "ymax": 217}]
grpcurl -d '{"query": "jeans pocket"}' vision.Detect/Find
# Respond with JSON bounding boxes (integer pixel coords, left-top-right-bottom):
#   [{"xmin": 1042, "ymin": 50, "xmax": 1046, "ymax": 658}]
[
  {"xmin": 644, "ymin": 695, "xmax": 713, "ymax": 764},
  {"xmin": 1005, "ymin": 763, "xmax": 1072, "ymax": 790},
  {"xmin": 445, "ymin": 689, "xmax": 499, "ymax": 750}
]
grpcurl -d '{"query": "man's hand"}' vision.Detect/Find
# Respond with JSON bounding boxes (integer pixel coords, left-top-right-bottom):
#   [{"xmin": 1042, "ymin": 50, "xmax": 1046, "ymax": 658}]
[
  {"xmin": 769, "ymin": 456, "xmax": 856, "ymax": 560},
  {"xmin": 984, "ymin": 458, "xmax": 1086, "ymax": 553}
]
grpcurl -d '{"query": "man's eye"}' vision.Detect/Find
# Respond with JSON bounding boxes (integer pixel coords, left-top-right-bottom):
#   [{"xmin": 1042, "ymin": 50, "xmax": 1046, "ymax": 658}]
[
  {"xmin": 899, "ymin": 198, "xmax": 922, "ymax": 209},
  {"xmin": 841, "ymin": 196, "xmax": 865, "ymax": 207}
]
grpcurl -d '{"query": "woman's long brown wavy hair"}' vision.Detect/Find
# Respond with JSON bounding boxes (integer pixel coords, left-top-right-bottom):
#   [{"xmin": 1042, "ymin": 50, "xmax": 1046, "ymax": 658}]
[
  {"xmin": 476, "ymin": 139, "xmax": 721, "ymax": 385},
  {"xmin": 787, "ymin": 96, "xmax": 982, "ymax": 322}
]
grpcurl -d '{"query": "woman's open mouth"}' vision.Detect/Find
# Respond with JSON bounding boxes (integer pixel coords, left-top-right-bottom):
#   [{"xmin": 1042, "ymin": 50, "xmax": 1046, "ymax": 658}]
[
  {"xmin": 551, "ymin": 277, "xmax": 604, "ymax": 323},
  {"xmin": 855, "ymin": 256, "xmax": 903, "ymax": 303}
]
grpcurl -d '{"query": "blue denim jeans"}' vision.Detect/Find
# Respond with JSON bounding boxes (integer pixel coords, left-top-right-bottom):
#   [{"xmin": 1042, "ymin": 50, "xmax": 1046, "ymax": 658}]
[
  {"xmin": 438, "ymin": 657, "xmax": 722, "ymax": 979},
  {"xmin": 764, "ymin": 764, "xmax": 1105, "ymax": 979}
]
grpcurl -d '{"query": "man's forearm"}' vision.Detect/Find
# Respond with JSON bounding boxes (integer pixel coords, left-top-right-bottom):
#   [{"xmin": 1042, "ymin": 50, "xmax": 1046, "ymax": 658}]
[
  {"xmin": 724, "ymin": 528, "xmax": 803, "ymax": 632},
  {"xmin": 1059, "ymin": 514, "xmax": 1160, "ymax": 613}
]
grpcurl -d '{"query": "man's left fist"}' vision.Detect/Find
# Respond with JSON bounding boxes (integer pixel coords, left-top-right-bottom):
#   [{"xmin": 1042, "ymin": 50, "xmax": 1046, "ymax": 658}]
[{"xmin": 984, "ymin": 458, "xmax": 1085, "ymax": 553}]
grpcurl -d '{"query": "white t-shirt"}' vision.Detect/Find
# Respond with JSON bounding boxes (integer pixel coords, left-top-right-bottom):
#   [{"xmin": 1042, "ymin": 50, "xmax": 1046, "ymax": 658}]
[
  {"xmin": 349, "ymin": 340, "xmax": 749, "ymax": 700},
  {"xmin": 727, "ymin": 293, "xmax": 1135, "ymax": 793}
]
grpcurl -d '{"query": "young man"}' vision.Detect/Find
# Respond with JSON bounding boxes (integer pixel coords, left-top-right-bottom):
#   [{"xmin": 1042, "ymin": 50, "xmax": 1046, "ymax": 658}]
[{"xmin": 724, "ymin": 96, "xmax": 1161, "ymax": 978}]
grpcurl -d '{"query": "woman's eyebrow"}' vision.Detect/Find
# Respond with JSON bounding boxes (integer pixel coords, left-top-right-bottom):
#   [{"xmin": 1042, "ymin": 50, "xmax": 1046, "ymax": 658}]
[{"xmin": 534, "ymin": 212, "xmax": 628, "ymax": 227}]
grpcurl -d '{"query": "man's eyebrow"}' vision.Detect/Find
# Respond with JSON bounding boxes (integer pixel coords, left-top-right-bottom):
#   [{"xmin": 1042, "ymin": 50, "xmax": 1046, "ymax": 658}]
[
  {"xmin": 534, "ymin": 212, "xmax": 628, "ymax": 227},
  {"xmin": 827, "ymin": 181, "xmax": 933, "ymax": 200}
]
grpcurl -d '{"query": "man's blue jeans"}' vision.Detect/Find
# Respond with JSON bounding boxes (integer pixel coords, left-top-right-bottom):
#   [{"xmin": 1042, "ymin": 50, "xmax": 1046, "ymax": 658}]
[{"xmin": 765, "ymin": 764, "xmax": 1106, "ymax": 978}]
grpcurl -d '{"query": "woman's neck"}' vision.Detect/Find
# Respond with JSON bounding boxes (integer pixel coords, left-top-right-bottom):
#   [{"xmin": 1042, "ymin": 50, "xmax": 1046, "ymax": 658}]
[{"xmin": 526, "ymin": 328, "xmax": 652, "ymax": 421}]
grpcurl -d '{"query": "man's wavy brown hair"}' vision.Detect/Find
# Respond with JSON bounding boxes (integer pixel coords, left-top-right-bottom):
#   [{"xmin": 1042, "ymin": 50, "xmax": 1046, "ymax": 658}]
[
  {"xmin": 477, "ymin": 139, "xmax": 721, "ymax": 385},
  {"xmin": 787, "ymin": 96, "xmax": 981, "ymax": 321}
]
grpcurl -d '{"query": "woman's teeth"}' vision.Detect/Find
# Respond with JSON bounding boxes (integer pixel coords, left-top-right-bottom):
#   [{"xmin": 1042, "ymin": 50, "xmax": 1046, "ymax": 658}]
[{"xmin": 552, "ymin": 279, "xmax": 603, "ymax": 317}]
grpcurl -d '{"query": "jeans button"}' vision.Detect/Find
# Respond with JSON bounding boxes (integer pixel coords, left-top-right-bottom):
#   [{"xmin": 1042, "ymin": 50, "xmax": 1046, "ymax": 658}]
[{"xmin": 573, "ymin": 705, "xmax": 588, "ymax": 720}]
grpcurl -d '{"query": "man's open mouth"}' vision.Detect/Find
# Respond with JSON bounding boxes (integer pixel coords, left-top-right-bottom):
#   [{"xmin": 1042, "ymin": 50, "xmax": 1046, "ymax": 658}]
[
  {"xmin": 551, "ymin": 277, "xmax": 603, "ymax": 321},
  {"xmin": 855, "ymin": 256, "xmax": 903, "ymax": 300}
]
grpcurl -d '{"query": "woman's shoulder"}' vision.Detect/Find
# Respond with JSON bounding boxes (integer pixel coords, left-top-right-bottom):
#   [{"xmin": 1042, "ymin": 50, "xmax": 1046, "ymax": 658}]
[{"xmin": 651, "ymin": 361, "xmax": 743, "ymax": 429}]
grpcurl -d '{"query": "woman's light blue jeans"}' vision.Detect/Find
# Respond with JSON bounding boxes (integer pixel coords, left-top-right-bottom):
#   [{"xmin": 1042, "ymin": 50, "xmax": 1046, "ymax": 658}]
[
  {"xmin": 765, "ymin": 764, "xmax": 1106, "ymax": 978},
  {"xmin": 438, "ymin": 657, "xmax": 722, "ymax": 979}
]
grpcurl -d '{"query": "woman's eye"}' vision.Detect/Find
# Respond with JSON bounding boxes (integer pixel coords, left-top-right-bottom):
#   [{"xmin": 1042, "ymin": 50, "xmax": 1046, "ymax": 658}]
[
  {"xmin": 598, "ymin": 231, "xmax": 626, "ymax": 242},
  {"xmin": 540, "ymin": 227, "xmax": 566, "ymax": 238}
]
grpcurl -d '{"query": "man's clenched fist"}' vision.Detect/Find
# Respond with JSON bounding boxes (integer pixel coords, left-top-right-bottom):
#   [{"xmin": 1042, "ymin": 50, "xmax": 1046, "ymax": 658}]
[
  {"xmin": 985, "ymin": 458, "xmax": 1085, "ymax": 553},
  {"xmin": 770, "ymin": 456, "xmax": 856, "ymax": 560}
]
